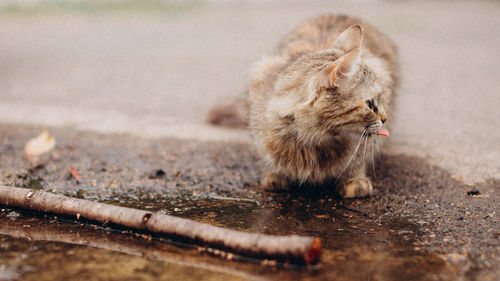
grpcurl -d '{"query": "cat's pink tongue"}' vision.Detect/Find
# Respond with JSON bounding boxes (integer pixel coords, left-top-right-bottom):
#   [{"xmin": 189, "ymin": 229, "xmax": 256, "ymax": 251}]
[{"xmin": 376, "ymin": 128, "xmax": 389, "ymax": 137}]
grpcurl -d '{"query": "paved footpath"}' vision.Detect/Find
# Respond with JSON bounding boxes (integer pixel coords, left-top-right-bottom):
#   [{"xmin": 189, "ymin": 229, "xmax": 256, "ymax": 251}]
[{"xmin": 1, "ymin": 0, "xmax": 500, "ymax": 184}]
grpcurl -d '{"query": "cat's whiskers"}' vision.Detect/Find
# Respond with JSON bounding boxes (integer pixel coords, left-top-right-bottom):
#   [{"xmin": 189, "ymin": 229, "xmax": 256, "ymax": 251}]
[
  {"xmin": 362, "ymin": 133, "xmax": 369, "ymax": 165},
  {"xmin": 375, "ymin": 134, "xmax": 381, "ymax": 157},
  {"xmin": 349, "ymin": 133, "xmax": 368, "ymax": 178},
  {"xmin": 371, "ymin": 136, "xmax": 376, "ymax": 179},
  {"xmin": 335, "ymin": 129, "xmax": 367, "ymax": 182}
]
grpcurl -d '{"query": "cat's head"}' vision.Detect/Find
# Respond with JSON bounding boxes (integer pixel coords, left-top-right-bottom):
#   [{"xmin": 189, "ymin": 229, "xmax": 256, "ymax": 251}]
[{"xmin": 269, "ymin": 25, "xmax": 388, "ymax": 142}]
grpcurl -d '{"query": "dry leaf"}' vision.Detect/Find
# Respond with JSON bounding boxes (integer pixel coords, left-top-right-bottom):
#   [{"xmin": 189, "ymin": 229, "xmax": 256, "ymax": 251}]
[
  {"xmin": 25, "ymin": 130, "xmax": 56, "ymax": 157},
  {"xmin": 69, "ymin": 167, "xmax": 80, "ymax": 180}
]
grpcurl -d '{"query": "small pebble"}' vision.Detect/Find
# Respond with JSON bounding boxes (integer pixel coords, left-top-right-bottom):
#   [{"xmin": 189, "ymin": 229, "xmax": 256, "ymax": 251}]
[
  {"xmin": 467, "ymin": 188, "xmax": 480, "ymax": 196},
  {"xmin": 148, "ymin": 169, "xmax": 166, "ymax": 179}
]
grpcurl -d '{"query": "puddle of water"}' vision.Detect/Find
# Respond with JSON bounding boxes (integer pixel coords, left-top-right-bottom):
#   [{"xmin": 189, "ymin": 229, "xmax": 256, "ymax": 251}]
[
  {"xmin": 0, "ymin": 233, "xmax": 252, "ymax": 281},
  {"xmin": 0, "ymin": 190, "xmax": 460, "ymax": 281},
  {"xmin": 0, "ymin": 211, "xmax": 258, "ymax": 281}
]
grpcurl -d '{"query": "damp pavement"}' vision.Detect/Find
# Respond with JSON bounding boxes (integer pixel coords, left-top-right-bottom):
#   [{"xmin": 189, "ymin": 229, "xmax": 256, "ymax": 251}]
[{"xmin": 0, "ymin": 1, "xmax": 499, "ymax": 281}]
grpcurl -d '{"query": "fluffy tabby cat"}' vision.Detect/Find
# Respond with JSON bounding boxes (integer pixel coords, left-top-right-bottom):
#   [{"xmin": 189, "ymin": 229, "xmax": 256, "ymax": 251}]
[{"xmin": 208, "ymin": 14, "xmax": 397, "ymax": 198}]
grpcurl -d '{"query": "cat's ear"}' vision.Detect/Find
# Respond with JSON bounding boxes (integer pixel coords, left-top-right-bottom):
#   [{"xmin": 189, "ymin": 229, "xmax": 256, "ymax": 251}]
[
  {"xmin": 329, "ymin": 48, "xmax": 361, "ymax": 87},
  {"xmin": 332, "ymin": 25, "xmax": 363, "ymax": 53}
]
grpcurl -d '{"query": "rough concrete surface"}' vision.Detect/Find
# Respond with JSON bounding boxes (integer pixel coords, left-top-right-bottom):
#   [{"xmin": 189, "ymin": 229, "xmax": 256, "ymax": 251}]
[{"xmin": 0, "ymin": 0, "xmax": 499, "ymax": 280}]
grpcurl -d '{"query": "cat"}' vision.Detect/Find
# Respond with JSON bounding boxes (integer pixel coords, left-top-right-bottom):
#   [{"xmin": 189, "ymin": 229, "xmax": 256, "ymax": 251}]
[{"xmin": 208, "ymin": 14, "xmax": 397, "ymax": 198}]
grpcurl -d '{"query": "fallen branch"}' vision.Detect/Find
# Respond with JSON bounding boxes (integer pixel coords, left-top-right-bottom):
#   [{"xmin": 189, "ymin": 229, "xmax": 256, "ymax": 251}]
[{"xmin": 0, "ymin": 185, "xmax": 321, "ymax": 264}]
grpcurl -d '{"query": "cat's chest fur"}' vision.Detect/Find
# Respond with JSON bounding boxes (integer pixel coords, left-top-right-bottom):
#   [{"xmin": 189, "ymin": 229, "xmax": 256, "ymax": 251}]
[{"xmin": 249, "ymin": 14, "xmax": 397, "ymax": 194}]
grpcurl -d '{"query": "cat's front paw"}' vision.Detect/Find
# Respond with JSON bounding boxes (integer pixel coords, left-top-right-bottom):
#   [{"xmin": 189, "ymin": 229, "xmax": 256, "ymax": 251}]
[
  {"xmin": 261, "ymin": 173, "xmax": 290, "ymax": 191},
  {"xmin": 339, "ymin": 178, "xmax": 373, "ymax": 198}
]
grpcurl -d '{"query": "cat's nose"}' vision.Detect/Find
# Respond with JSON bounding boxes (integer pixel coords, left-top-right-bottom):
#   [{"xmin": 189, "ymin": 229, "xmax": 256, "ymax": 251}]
[{"xmin": 380, "ymin": 112, "xmax": 387, "ymax": 124}]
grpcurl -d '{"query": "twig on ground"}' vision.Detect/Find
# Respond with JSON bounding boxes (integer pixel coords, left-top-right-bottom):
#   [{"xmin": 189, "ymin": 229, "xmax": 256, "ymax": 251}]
[
  {"xmin": 207, "ymin": 195, "xmax": 260, "ymax": 205},
  {"xmin": 0, "ymin": 185, "xmax": 321, "ymax": 264}
]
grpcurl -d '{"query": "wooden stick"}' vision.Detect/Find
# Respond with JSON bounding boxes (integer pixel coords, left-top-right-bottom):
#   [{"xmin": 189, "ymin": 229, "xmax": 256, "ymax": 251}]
[{"xmin": 0, "ymin": 185, "xmax": 321, "ymax": 264}]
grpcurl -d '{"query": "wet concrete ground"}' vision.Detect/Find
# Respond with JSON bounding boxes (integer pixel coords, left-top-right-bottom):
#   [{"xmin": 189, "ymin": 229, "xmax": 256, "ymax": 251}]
[{"xmin": 0, "ymin": 124, "xmax": 498, "ymax": 280}]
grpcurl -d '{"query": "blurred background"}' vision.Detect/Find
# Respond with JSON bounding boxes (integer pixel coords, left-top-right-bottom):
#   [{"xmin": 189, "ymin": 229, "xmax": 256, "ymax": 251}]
[{"xmin": 1, "ymin": 0, "xmax": 499, "ymax": 183}]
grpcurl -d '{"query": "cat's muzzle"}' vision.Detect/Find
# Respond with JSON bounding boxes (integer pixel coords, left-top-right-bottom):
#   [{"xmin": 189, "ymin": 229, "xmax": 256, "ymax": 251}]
[{"xmin": 366, "ymin": 121, "xmax": 389, "ymax": 137}]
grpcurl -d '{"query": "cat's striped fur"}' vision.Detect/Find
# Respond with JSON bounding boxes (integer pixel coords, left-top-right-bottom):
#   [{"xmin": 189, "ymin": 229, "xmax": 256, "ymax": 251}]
[{"xmin": 209, "ymin": 14, "xmax": 397, "ymax": 197}]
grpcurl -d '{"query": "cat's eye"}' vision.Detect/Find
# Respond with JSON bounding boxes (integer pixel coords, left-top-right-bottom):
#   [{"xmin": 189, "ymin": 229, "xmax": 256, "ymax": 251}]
[
  {"xmin": 366, "ymin": 99, "xmax": 378, "ymax": 113},
  {"xmin": 366, "ymin": 100, "xmax": 374, "ymax": 110}
]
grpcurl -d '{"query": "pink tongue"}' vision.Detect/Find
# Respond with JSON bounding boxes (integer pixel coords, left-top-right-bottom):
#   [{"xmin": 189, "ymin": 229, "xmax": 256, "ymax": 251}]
[{"xmin": 376, "ymin": 128, "xmax": 389, "ymax": 137}]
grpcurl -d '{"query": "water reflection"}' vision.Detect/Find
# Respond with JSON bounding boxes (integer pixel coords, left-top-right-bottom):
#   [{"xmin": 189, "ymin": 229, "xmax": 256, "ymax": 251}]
[{"xmin": 0, "ymin": 190, "xmax": 459, "ymax": 280}]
